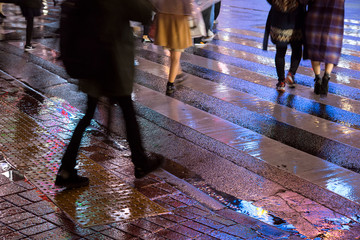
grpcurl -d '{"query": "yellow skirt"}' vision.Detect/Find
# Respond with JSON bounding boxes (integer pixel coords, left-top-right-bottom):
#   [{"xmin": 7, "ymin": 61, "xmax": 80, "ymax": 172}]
[{"xmin": 154, "ymin": 13, "xmax": 192, "ymax": 50}]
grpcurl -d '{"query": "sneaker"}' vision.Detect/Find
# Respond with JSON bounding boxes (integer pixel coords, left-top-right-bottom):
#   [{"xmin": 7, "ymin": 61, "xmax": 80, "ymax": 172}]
[
  {"xmin": 285, "ymin": 72, "xmax": 295, "ymax": 88},
  {"xmin": 142, "ymin": 35, "xmax": 153, "ymax": 43},
  {"xmin": 194, "ymin": 41, "xmax": 206, "ymax": 47},
  {"xmin": 175, "ymin": 72, "xmax": 188, "ymax": 84},
  {"xmin": 166, "ymin": 82, "xmax": 175, "ymax": 94},
  {"xmin": 134, "ymin": 152, "xmax": 165, "ymax": 179},
  {"xmin": 54, "ymin": 170, "xmax": 89, "ymax": 189},
  {"xmin": 276, "ymin": 81, "xmax": 286, "ymax": 92},
  {"xmin": 202, "ymin": 30, "xmax": 215, "ymax": 42},
  {"xmin": 24, "ymin": 45, "xmax": 35, "ymax": 51}
]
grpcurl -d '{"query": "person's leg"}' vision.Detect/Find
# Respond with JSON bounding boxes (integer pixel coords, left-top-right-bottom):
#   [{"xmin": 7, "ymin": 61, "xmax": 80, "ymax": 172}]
[
  {"xmin": 25, "ymin": 16, "xmax": 34, "ymax": 47},
  {"xmin": 286, "ymin": 42, "xmax": 302, "ymax": 87},
  {"xmin": 214, "ymin": 1, "xmax": 221, "ymax": 20},
  {"xmin": 117, "ymin": 96, "xmax": 163, "ymax": 178},
  {"xmin": 166, "ymin": 50, "xmax": 182, "ymax": 94},
  {"xmin": 58, "ymin": 96, "xmax": 97, "ymax": 173},
  {"xmin": 275, "ymin": 45, "xmax": 287, "ymax": 92},
  {"xmin": 324, "ymin": 63, "xmax": 334, "ymax": 75}
]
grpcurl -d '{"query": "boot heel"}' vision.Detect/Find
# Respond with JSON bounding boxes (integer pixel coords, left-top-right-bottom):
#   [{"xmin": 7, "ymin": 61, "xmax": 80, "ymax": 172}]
[
  {"xmin": 320, "ymin": 74, "xmax": 330, "ymax": 95},
  {"xmin": 314, "ymin": 75, "xmax": 321, "ymax": 95}
]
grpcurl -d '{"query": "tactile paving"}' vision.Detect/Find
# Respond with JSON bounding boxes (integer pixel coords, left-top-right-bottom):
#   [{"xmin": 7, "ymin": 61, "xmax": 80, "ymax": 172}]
[{"xmin": 0, "ymin": 97, "xmax": 168, "ymax": 227}]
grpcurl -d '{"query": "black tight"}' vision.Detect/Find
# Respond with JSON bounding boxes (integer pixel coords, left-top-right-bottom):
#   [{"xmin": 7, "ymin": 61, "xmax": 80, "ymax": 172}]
[
  {"xmin": 25, "ymin": 16, "xmax": 34, "ymax": 46},
  {"xmin": 58, "ymin": 95, "xmax": 146, "ymax": 173},
  {"xmin": 275, "ymin": 42, "xmax": 302, "ymax": 81}
]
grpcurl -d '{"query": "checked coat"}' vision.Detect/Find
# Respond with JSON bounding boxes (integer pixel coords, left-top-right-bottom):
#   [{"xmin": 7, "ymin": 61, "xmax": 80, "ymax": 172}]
[{"xmin": 300, "ymin": 0, "xmax": 344, "ymax": 65}]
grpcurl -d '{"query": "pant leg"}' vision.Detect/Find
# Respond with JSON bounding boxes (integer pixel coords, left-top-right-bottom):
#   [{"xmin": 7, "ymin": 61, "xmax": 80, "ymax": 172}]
[
  {"xmin": 116, "ymin": 96, "xmax": 146, "ymax": 166},
  {"xmin": 289, "ymin": 42, "xmax": 302, "ymax": 75},
  {"xmin": 275, "ymin": 45, "xmax": 287, "ymax": 81},
  {"xmin": 214, "ymin": 1, "xmax": 221, "ymax": 20},
  {"xmin": 58, "ymin": 95, "xmax": 98, "ymax": 173},
  {"xmin": 25, "ymin": 16, "xmax": 34, "ymax": 46}
]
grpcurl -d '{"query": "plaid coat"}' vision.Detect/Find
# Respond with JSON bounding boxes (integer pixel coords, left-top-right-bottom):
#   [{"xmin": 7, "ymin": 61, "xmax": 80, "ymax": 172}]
[{"xmin": 300, "ymin": 0, "xmax": 344, "ymax": 65}]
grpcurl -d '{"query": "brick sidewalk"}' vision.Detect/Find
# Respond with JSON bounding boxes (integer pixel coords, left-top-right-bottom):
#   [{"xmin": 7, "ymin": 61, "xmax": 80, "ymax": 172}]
[{"xmin": 0, "ymin": 77, "xmax": 303, "ymax": 239}]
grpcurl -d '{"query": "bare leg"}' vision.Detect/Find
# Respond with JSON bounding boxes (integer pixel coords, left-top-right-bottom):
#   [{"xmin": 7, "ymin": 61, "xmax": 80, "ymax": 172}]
[
  {"xmin": 324, "ymin": 63, "xmax": 334, "ymax": 75},
  {"xmin": 168, "ymin": 50, "xmax": 181, "ymax": 83},
  {"xmin": 311, "ymin": 61, "xmax": 321, "ymax": 75}
]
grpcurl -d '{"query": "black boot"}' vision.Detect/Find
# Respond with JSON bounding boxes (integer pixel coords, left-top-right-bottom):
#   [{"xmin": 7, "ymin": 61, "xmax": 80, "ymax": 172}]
[
  {"xmin": 320, "ymin": 73, "xmax": 330, "ymax": 95},
  {"xmin": 314, "ymin": 74, "xmax": 321, "ymax": 95}
]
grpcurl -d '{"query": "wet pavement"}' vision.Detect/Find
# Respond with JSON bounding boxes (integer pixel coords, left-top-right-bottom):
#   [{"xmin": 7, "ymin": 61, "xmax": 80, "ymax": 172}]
[{"xmin": 1, "ymin": 0, "xmax": 360, "ymax": 239}]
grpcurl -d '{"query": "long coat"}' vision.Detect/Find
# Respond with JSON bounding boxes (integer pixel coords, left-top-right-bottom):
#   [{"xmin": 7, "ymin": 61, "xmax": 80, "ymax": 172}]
[
  {"xmin": 78, "ymin": 0, "xmax": 153, "ymax": 98},
  {"xmin": 299, "ymin": 0, "xmax": 344, "ymax": 65},
  {"xmin": 263, "ymin": 0, "xmax": 305, "ymax": 50}
]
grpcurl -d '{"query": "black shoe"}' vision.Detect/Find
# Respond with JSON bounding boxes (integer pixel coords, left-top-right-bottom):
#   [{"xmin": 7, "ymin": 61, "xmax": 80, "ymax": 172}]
[
  {"xmin": 55, "ymin": 170, "xmax": 89, "ymax": 189},
  {"xmin": 175, "ymin": 73, "xmax": 188, "ymax": 84},
  {"xmin": 166, "ymin": 82, "xmax": 175, "ymax": 95},
  {"xmin": 319, "ymin": 74, "xmax": 330, "ymax": 95},
  {"xmin": 134, "ymin": 153, "xmax": 165, "ymax": 179},
  {"xmin": 314, "ymin": 75, "xmax": 321, "ymax": 95}
]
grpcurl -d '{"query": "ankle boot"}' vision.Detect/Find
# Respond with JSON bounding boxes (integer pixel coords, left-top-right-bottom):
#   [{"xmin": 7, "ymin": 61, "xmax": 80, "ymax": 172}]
[
  {"xmin": 320, "ymin": 73, "xmax": 330, "ymax": 95},
  {"xmin": 314, "ymin": 75, "xmax": 321, "ymax": 95}
]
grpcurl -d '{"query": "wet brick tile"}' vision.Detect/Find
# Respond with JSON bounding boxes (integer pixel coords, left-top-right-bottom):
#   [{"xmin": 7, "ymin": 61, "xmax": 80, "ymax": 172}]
[
  {"xmin": 3, "ymin": 194, "xmax": 32, "ymax": 206},
  {"xmin": 146, "ymin": 215, "xmax": 177, "ymax": 228},
  {"xmin": 137, "ymin": 233, "xmax": 167, "ymax": 240},
  {"xmin": 169, "ymin": 224, "xmax": 202, "ymax": 238},
  {"xmin": 112, "ymin": 222, "xmax": 151, "ymax": 238},
  {"xmin": 183, "ymin": 205, "xmax": 211, "ymax": 217},
  {"xmin": 208, "ymin": 230, "xmax": 243, "ymax": 240},
  {"xmin": 0, "ymin": 225, "xmax": 13, "ymax": 235},
  {"xmin": 181, "ymin": 220, "xmax": 214, "ymax": 234},
  {"xmin": 0, "ymin": 175, "xmax": 10, "ymax": 185},
  {"xmin": 9, "ymin": 216, "xmax": 47, "ymax": 230},
  {"xmin": 157, "ymin": 195, "xmax": 188, "ymax": 208},
  {"xmin": 155, "ymin": 228, "xmax": 189, "ymax": 240},
  {"xmin": 171, "ymin": 193, "xmax": 199, "ymax": 206},
  {"xmin": 0, "ymin": 212, "xmax": 35, "ymax": 224},
  {"xmin": 134, "ymin": 177, "xmax": 160, "ymax": 188},
  {"xmin": 130, "ymin": 218, "xmax": 164, "ymax": 233},
  {"xmin": 85, "ymin": 232, "xmax": 117, "ymax": 240},
  {"xmin": 22, "ymin": 200, "xmax": 55, "ymax": 216},
  {"xmin": 160, "ymin": 213, "xmax": 187, "ymax": 223},
  {"xmin": 100, "ymin": 227, "xmax": 136, "ymax": 239},
  {"xmin": 18, "ymin": 222, "xmax": 57, "ymax": 236},
  {"xmin": 0, "ymin": 200, "xmax": 14, "ymax": 210},
  {"xmin": 172, "ymin": 208, "xmax": 202, "ymax": 220},
  {"xmin": 0, "ymin": 182, "xmax": 26, "ymax": 197},
  {"xmin": 90, "ymin": 224, "xmax": 112, "ymax": 232},
  {"xmin": 18, "ymin": 190, "xmax": 43, "ymax": 202},
  {"xmin": 195, "ymin": 235, "xmax": 219, "ymax": 240},
  {"xmin": 216, "ymin": 208, "xmax": 260, "ymax": 227},
  {"xmin": 30, "ymin": 227, "xmax": 81, "ymax": 240},
  {"xmin": 154, "ymin": 182, "xmax": 180, "ymax": 194},
  {"xmin": 0, "ymin": 206, "xmax": 25, "ymax": 219},
  {"xmin": 153, "ymin": 199, "xmax": 175, "ymax": 210},
  {"xmin": 205, "ymin": 214, "xmax": 236, "ymax": 226},
  {"xmin": 194, "ymin": 216, "xmax": 227, "ymax": 230},
  {"xmin": 221, "ymin": 224, "xmax": 262, "ymax": 239},
  {"xmin": 0, "ymin": 231, "xmax": 25, "ymax": 240},
  {"xmin": 137, "ymin": 185, "xmax": 169, "ymax": 199}
]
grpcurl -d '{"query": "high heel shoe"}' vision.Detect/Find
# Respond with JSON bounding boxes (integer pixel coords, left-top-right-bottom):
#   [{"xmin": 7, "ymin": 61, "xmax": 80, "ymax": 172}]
[
  {"xmin": 319, "ymin": 73, "xmax": 330, "ymax": 95},
  {"xmin": 314, "ymin": 75, "xmax": 321, "ymax": 95}
]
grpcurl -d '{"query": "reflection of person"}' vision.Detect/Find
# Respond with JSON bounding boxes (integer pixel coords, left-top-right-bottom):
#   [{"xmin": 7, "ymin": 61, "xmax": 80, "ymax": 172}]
[
  {"xmin": 151, "ymin": 0, "xmax": 193, "ymax": 94},
  {"xmin": 299, "ymin": 0, "xmax": 344, "ymax": 96},
  {"xmin": 55, "ymin": 0, "xmax": 163, "ymax": 189},
  {"xmin": 19, "ymin": 0, "xmax": 42, "ymax": 51},
  {"xmin": 263, "ymin": 0, "xmax": 305, "ymax": 92}
]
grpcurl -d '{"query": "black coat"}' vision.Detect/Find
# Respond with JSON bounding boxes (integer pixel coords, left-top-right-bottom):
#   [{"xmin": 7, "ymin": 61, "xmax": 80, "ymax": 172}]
[{"xmin": 263, "ymin": 0, "xmax": 305, "ymax": 50}]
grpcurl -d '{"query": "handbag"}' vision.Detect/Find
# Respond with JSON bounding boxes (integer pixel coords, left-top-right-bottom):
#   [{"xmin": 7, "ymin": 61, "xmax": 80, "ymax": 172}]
[{"xmin": 188, "ymin": 4, "xmax": 206, "ymax": 38}]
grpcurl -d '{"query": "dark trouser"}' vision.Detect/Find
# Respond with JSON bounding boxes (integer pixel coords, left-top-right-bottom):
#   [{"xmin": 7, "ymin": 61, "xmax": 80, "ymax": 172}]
[
  {"xmin": 214, "ymin": 1, "xmax": 221, "ymax": 20},
  {"xmin": 58, "ymin": 95, "xmax": 146, "ymax": 173},
  {"xmin": 194, "ymin": 5, "xmax": 215, "ymax": 43},
  {"xmin": 275, "ymin": 42, "xmax": 302, "ymax": 81},
  {"xmin": 25, "ymin": 16, "xmax": 34, "ymax": 46},
  {"xmin": 143, "ymin": 24, "xmax": 150, "ymax": 35}
]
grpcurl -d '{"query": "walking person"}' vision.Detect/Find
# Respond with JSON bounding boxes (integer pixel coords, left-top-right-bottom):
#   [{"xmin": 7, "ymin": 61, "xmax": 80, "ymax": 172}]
[
  {"xmin": 151, "ymin": 0, "xmax": 194, "ymax": 95},
  {"xmin": 263, "ymin": 0, "xmax": 305, "ymax": 92},
  {"xmin": 299, "ymin": 0, "xmax": 344, "ymax": 95},
  {"xmin": 55, "ymin": 0, "xmax": 163, "ymax": 188},
  {"xmin": 19, "ymin": 0, "xmax": 42, "ymax": 51}
]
